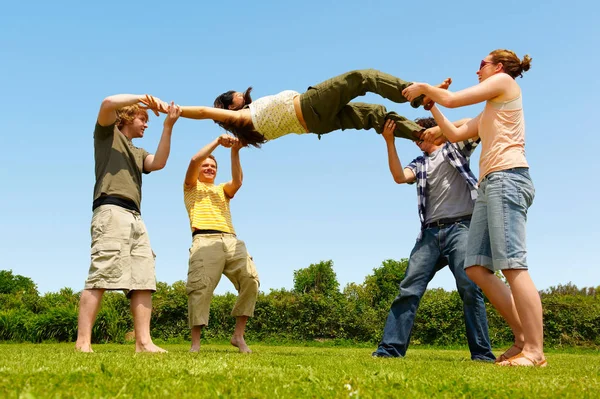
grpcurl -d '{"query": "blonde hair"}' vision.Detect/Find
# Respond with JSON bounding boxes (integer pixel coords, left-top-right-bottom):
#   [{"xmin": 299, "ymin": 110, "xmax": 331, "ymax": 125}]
[
  {"xmin": 116, "ymin": 105, "xmax": 149, "ymax": 130},
  {"xmin": 489, "ymin": 49, "xmax": 532, "ymax": 79}
]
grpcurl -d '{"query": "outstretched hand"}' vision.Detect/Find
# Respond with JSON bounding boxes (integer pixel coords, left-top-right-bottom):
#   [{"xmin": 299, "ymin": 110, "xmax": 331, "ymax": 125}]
[
  {"xmin": 140, "ymin": 94, "xmax": 170, "ymax": 115},
  {"xmin": 231, "ymin": 138, "xmax": 245, "ymax": 151},
  {"xmin": 402, "ymin": 83, "xmax": 426, "ymax": 102},
  {"xmin": 421, "ymin": 127, "xmax": 447, "ymax": 145},
  {"xmin": 164, "ymin": 102, "xmax": 182, "ymax": 127},
  {"xmin": 218, "ymin": 134, "xmax": 237, "ymax": 148},
  {"xmin": 382, "ymin": 119, "xmax": 396, "ymax": 142}
]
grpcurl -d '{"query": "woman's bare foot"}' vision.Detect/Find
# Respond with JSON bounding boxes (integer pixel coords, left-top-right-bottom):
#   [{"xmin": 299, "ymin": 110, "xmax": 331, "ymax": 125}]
[
  {"xmin": 189, "ymin": 345, "xmax": 200, "ymax": 353},
  {"xmin": 231, "ymin": 335, "xmax": 252, "ymax": 353},
  {"xmin": 423, "ymin": 78, "xmax": 452, "ymax": 110}
]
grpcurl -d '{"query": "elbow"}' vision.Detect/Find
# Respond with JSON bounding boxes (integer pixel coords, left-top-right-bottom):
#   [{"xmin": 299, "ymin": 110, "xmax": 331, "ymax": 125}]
[
  {"xmin": 444, "ymin": 97, "xmax": 459, "ymax": 109},
  {"xmin": 152, "ymin": 161, "xmax": 167, "ymax": 171},
  {"xmin": 393, "ymin": 175, "xmax": 406, "ymax": 185},
  {"xmin": 101, "ymin": 97, "xmax": 116, "ymax": 110}
]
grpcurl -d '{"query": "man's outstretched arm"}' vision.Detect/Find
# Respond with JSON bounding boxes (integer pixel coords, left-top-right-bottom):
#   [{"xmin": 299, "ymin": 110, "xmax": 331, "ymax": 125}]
[{"xmin": 184, "ymin": 134, "xmax": 235, "ymax": 187}]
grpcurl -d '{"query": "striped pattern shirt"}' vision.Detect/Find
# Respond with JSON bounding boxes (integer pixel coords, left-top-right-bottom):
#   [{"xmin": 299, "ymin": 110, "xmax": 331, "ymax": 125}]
[{"xmin": 183, "ymin": 182, "xmax": 235, "ymax": 234}]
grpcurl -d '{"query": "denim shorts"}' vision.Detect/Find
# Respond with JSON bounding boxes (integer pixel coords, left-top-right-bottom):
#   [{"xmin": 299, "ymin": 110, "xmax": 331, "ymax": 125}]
[{"xmin": 464, "ymin": 168, "xmax": 535, "ymax": 271}]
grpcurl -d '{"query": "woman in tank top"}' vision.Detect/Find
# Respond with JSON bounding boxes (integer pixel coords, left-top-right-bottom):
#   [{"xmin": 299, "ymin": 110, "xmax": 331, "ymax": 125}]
[
  {"xmin": 140, "ymin": 70, "xmax": 451, "ymax": 147},
  {"xmin": 402, "ymin": 49, "xmax": 546, "ymax": 367}
]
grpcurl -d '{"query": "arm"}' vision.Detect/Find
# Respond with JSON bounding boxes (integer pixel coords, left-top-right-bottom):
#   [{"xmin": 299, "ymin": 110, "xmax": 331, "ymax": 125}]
[
  {"xmin": 424, "ymin": 105, "xmax": 480, "ymax": 143},
  {"xmin": 421, "ymin": 118, "xmax": 473, "ymax": 145},
  {"xmin": 178, "ymin": 105, "xmax": 249, "ymax": 126},
  {"xmin": 223, "ymin": 140, "xmax": 244, "ymax": 198},
  {"xmin": 382, "ymin": 120, "xmax": 416, "ymax": 184},
  {"xmin": 144, "ymin": 102, "xmax": 182, "ymax": 172},
  {"xmin": 402, "ymin": 73, "xmax": 513, "ymax": 108},
  {"xmin": 184, "ymin": 134, "xmax": 235, "ymax": 187},
  {"xmin": 98, "ymin": 94, "xmax": 167, "ymax": 127},
  {"xmin": 97, "ymin": 94, "xmax": 145, "ymax": 126}
]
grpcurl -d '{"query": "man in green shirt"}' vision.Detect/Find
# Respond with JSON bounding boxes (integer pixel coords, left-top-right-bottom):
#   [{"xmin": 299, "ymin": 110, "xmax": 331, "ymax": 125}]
[{"xmin": 75, "ymin": 94, "xmax": 180, "ymax": 353}]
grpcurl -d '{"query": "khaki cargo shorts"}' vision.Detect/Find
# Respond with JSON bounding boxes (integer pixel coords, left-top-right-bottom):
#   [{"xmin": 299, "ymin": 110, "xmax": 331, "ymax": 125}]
[
  {"xmin": 187, "ymin": 233, "xmax": 259, "ymax": 327},
  {"xmin": 84, "ymin": 205, "xmax": 156, "ymax": 294}
]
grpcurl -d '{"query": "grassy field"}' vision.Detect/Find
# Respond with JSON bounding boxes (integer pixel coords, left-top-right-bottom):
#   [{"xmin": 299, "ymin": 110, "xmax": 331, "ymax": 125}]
[{"xmin": 0, "ymin": 343, "xmax": 598, "ymax": 398}]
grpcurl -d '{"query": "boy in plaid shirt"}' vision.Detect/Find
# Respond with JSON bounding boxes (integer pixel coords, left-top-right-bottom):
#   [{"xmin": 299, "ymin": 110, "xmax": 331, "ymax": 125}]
[{"xmin": 372, "ymin": 117, "xmax": 494, "ymax": 361}]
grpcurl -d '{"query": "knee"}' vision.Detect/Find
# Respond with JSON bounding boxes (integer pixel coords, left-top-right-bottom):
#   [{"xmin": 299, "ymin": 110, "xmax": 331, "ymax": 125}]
[
  {"xmin": 354, "ymin": 69, "xmax": 378, "ymax": 80},
  {"xmin": 465, "ymin": 266, "xmax": 479, "ymax": 283},
  {"xmin": 239, "ymin": 275, "xmax": 259, "ymax": 296},
  {"xmin": 398, "ymin": 281, "xmax": 424, "ymax": 299},
  {"xmin": 458, "ymin": 282, "xmax": 482, "ymax": 305}
]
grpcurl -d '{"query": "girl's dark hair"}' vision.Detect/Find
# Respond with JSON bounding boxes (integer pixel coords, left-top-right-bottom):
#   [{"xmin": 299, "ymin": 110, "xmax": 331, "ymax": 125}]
[
  {"xmin": 221, "ymin": 118, "xmax": 267, "ymax": 148},
  {"xmin": 213, "ymin": 87, "xmax": 266, "ymax": 147},
  {"xmin": 214, "ymin": 87, "xmax": 253, "ymax": 110}
]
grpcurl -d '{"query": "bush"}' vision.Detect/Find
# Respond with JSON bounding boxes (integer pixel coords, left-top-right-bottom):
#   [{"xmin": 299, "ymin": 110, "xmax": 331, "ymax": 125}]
[
  {"xmin": 0, "ymin": 268, "xmax": 598, "ymax": 348},
  {"xmin": 31, "ymin": 307, "xmax": 78, "ymax": 342},
  {"xmin": 0, "ymin": 310, "xmax": 35, "ymax": 341}
]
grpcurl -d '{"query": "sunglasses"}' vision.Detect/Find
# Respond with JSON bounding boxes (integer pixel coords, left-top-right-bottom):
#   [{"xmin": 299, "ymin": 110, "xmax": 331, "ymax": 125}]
[{"xmin": 479, "ymin": 60, "xmax": 494, "ymax": 70}]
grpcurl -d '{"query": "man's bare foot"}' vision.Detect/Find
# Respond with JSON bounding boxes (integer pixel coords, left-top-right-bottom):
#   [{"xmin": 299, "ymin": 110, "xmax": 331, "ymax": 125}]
[
  {"xmin": 189, "ymin": 344, "xmax": 200, "ymax": 353},
  {"xmin": 231, "ymin": 335, "xmax": 252, "ymax": 353},
  {"xmin": 75, "ymin": 343, "xmax": 93, "ymax": 353},
  {"xmin": 135, "ymin": 342, "xmax": 167, "ymax": 353},
  {"xmin": 423, "ymin": 78, "xmax": 452, "ymax": 110}
]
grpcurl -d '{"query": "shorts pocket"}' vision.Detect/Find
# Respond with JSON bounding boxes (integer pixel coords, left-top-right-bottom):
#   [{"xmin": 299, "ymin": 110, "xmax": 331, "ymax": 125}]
[
  {"xmin": 186, "ymin": 267, "xmax": 209, "ymax": 293},
  {"xmin": 90, "ymin": 241, "xmax": 122, "ymax": 279},
  {"xmin": 90, "ymin": 207, "xmax": 112, "ymax": 237},
  {"xmin": 246, "ymin": 255, "xmax": 260, "ymax": 285}
]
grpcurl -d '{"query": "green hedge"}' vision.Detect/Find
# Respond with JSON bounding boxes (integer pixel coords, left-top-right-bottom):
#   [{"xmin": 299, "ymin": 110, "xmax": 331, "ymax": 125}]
[{"xmin": 0, "ymin": 268, "xmax": 598, "ymax": 347}]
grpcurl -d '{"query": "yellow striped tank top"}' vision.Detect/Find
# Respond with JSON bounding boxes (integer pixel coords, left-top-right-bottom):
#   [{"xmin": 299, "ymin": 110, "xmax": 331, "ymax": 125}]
[{"xmin": 183, "ymin": 182, "xmax": 235, "ymax": 234}]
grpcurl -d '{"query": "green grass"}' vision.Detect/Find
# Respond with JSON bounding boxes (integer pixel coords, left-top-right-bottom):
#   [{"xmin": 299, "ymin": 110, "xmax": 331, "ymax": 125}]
[{"xmin": 0, "ymin": 343, "xmax": 598, "ymax": 398}]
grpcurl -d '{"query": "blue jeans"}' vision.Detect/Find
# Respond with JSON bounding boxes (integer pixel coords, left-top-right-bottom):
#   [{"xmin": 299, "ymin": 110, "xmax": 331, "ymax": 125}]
[{"xmin": 374, "ymin": 221, "xmax": 495, "ymax": 360}]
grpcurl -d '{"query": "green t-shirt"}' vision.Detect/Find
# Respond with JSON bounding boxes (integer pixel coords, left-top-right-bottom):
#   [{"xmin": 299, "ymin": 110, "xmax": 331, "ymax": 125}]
[{"xmin": 93, "ymin": 122, "xmax": 150, "ymax": 210}]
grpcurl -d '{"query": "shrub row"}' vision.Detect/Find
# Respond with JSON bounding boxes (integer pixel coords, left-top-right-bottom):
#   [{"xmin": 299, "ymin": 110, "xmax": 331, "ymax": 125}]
[{"xmin": 1, "ymin": 281, "xmax": 598, "ymax": 347}]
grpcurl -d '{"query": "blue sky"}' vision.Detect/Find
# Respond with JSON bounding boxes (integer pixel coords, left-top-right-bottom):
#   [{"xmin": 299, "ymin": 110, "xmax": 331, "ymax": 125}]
[{"xmin": 1, "ymin": 0, "xmax": 598, "ymax": 295}]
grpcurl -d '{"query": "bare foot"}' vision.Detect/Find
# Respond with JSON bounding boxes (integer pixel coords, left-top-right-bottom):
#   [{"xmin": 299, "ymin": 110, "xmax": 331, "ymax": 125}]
[
  {"xmin": 189, "ymin": 345, "xmax": 200, "ymax": 353},
  {"xmin": 495, "ymin": 344, "xmax": 522, "ymax": 363},
  {"xmin": 136, "ymin": 342, "xmax": 167, "ymax": 353},
  {"xmin": 423, "ymin": 78, "xmax": 452, "ymax": 110},
  {"xmin": 75, "ymin": 343, "xmax": 93, "ymax": 353},
  {"xmin": 231, "ymin": 335, "xmax": 252, "ymax": 354}
]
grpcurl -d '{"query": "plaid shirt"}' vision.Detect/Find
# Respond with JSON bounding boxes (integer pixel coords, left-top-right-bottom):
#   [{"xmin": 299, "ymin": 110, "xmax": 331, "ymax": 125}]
[{"xmin": 406, "ymin": 138, "xmax": 480, "ymax": 240}]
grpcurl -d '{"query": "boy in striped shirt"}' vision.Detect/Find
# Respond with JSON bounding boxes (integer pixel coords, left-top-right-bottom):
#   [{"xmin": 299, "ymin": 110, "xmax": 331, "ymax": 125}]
[{"xmin": 183, "ymin": 134, "xmax": 259, "ymax": 353}]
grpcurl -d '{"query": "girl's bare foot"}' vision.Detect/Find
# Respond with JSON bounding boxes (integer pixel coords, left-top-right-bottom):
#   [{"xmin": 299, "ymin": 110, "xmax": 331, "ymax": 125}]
[{"xmin": 423, "ymin": 78, "xmax": 452, "ymax": 110}]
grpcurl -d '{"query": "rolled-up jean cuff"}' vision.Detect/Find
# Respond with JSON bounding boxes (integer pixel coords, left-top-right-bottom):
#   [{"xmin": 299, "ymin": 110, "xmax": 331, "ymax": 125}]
[
  {"xmin": 465, "ymin": 256, "xmax": 528, "ymax": 271},
  {"xmin": 464, "ymin": 255, "xmax": 492, "ymax": 270}
]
